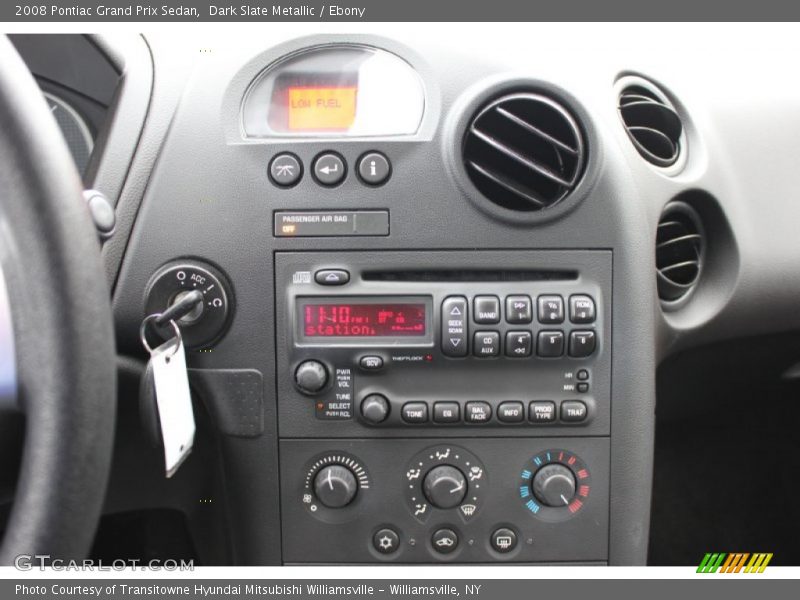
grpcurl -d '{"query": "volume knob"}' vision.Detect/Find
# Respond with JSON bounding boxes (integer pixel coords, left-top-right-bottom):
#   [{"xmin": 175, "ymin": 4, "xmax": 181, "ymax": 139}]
[
  {"xmin": 294, "ymin": 360, "xmax": 328, "ymax": 394},
  {"xmin": 313, "ymin": 465, "xmax": 358, "ymax": 508}
]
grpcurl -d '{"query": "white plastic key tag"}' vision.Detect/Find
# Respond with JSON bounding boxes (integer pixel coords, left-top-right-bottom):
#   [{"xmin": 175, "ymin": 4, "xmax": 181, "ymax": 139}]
[{"xmin": 141, "ymin": 316, "xmax": 195, "ymax": 478}]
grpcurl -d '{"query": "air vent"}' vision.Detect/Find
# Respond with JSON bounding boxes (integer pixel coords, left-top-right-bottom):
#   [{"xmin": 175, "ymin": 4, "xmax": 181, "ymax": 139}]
[
  {"xmin": 618, "ymin": 84, "xmax": 683, "ymax": 167},
  {"xmin": 463, "ymin": 93, "xmax": 586, "ymax": 212},
  {"xmin": 656, "ymin": 203, "xmax": 703, "ymax": 302}
]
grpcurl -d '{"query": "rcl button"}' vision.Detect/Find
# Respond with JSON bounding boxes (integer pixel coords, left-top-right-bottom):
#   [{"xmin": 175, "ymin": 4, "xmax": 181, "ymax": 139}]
[
  {"xmin": 561, "ymin": 400, "xmax": 588, "ymax": 422},
  {"xmin": 465, "ymin": 401, "xmax": 492, "ymax": 423}
]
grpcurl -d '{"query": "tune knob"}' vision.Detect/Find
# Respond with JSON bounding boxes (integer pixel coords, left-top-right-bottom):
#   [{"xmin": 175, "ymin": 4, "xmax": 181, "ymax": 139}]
[
  {"xmin": 423, "ymin": 465, "xmax": 467, "ymax": 509},
  {"xmin": 294, "ymin": 360, "xmax": 328, "ymax": 394},
  {"xmin": 360, "ymin": 394, "xmax": 390, "ymax": 424},
  {"xmin": 313, "ymin": 465, "xmax": 358, "ymax": 508},
  {"xmin": 532, "ymin": 464, "xmax": 576, "ymax": 507}
]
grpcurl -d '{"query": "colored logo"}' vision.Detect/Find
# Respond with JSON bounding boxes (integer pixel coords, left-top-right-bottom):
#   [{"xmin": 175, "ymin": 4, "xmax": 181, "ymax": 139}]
[{"xmin": 697, "ymin": 553, "xmax": 773, "ymax": 573}]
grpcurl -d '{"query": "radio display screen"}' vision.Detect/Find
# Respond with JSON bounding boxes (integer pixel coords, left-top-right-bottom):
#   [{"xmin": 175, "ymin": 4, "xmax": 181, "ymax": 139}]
[{"xmin": 302, "ymin": 302, "xmax": 426, "ymax": 338}]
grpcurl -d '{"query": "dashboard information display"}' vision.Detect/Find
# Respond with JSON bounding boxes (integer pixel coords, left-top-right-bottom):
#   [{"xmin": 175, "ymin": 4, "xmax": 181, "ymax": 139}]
[
  {"xmin": 303, "ymin": 303, "xmax": 426, "ymax": 337},
  {"xmin": 287, "ymin": 87, "xmax": 358, "ymax": 131}
]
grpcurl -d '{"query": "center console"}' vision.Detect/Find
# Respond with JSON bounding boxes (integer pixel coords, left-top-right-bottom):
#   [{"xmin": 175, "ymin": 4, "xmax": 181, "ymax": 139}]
[{"xmin": 276, "ymin": 250, "xmax": 611, "ymax": 563}]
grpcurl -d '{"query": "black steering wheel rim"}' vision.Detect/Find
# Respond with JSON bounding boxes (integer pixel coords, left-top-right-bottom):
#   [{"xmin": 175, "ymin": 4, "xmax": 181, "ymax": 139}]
[{"xmin": 0, "ymin": 36, "xmax": 116, "ymax": 562}]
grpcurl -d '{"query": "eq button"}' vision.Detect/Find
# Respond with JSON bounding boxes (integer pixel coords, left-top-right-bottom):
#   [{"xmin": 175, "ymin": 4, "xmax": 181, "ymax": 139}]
[{"xmin": 441, "ymin": 297, "xmax": 468, "ymax": 357}]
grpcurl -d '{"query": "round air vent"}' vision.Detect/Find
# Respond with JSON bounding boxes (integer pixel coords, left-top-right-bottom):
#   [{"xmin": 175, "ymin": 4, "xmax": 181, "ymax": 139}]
[
  {"xmin": 618, "ymin": 84, "xmax": 683, "ymax": 167},
  {"xmin": 656, "ymin": 202, "xmax": 703, "ymax": 303},
  {"xmin": 463, "ymin": 93, "xmax": 586, "ymax": 212}
]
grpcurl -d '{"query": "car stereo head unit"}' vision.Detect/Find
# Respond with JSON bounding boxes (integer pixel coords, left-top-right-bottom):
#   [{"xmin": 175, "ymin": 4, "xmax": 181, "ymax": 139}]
[{"xmin": 275, "ymin": 250, "xmax": 611, "ymax": 438}]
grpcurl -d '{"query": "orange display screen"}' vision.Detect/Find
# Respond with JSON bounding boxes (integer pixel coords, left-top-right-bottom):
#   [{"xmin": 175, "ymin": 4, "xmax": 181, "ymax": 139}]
[{"xmin": 287, "ymin": 87, "xmax": 357, "ymax": 131}]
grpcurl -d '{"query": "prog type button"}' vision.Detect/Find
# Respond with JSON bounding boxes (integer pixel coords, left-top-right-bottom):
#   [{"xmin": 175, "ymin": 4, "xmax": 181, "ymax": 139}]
[{"xmin": 529, "ymin": 401, "xmax": 556, "ymax": 423}]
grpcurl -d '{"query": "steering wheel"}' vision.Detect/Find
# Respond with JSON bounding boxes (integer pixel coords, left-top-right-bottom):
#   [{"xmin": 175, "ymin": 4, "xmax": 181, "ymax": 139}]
[{"xmin": 0, "ymin": 37, "xmax": 116, "ymax": 562}]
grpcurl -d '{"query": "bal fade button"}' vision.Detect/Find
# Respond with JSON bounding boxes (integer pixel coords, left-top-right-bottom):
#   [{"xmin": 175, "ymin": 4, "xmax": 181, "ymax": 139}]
[{"xmin": 313, "ymin": 152, "xmax": 346, "ymax": 186}]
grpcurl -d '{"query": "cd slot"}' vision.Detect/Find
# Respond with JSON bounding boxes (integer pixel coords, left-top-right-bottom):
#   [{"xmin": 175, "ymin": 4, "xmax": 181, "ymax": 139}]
[{"xmin": 361, "ymin": 269, "xmax": 578, "ymax": 282}]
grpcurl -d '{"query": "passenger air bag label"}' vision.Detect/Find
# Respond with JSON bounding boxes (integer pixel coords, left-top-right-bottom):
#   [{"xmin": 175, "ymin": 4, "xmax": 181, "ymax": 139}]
[{"xmin": 274, "ymin": 211, "xmax": 389, "ymax": 237}]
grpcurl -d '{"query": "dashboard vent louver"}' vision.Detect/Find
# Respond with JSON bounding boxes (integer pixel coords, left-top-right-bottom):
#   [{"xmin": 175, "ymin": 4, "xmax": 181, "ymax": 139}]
[
  {"xmin": 618, "ymin": 85, "xmax": 683, "ymax": 167},
  {"xmin": 463, "ymin": 93, "xmax": 586, "ymax": 212},
  {"xmin": 656, "ymin": 203, "xmax": 703, "ymax": 302}
]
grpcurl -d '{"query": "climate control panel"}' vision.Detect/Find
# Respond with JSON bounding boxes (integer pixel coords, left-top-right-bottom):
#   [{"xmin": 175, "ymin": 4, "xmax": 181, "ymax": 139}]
[{"xmin": 280, "ymin": 438, "xmax": 609, "ymax": 563}]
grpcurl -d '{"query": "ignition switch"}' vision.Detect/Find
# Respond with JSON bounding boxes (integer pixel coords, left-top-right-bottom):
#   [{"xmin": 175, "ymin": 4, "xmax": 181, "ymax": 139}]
[{"xmin": 144, "ymin": 260, "xmax": 233, "ymax": 349}]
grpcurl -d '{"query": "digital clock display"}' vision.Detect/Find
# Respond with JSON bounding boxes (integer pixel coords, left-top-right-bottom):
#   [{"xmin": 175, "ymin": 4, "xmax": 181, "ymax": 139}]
[{"xmin": 303, "ymin": 303, "xmax": 426, "ymax": 338}]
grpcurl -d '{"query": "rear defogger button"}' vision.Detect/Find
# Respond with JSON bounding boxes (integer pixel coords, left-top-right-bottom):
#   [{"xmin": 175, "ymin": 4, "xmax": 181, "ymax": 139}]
[{"xmin": 442, "ymin": 296, "xmax": 468, "ymax": 357}]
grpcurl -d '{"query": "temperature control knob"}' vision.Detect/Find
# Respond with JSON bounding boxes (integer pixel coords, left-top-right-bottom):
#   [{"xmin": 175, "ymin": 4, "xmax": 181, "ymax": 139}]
[
  {"xmin": 423, "ymin": 465, "xmax": 467, "ymax": 509},
  {"xmin": 532, "ymin": 464, "xmax": 576, "ymax": 507},
  {"xmin": 313, "ymin": 465, "xmax": 358, "ymax": 508},
  {"xmin": 295, "ymin": 360, "xmax": 328, "ymax": 394}
]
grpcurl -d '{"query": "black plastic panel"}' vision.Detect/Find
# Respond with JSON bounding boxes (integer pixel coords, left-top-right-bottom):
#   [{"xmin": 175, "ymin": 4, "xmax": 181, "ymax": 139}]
[
  {"xmin": 280, "ymin": 437, "xmax": 610, "ymax": 563},
  {"xmin": 276, "ymin": 250, "xmax": 611, "ymax": 438}
]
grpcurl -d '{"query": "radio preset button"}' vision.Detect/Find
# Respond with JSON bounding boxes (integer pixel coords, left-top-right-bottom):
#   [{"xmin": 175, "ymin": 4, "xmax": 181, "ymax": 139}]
[
  {"xmin": 441, "ymin": 296, "xmax": 468, "ymax": 357},
  {"xmin": 473, "ymin": 331, "xmax": 500, "ymax": 357},
  {"xmin": 529, "ymin": 401, "xmax": 556, "ymax": 423},
  {"xmin": 361, "ymin": 394, "xmax": 390, "ymax": 425},
  {"xmin": 561, "ymin": 400, "xmax": 588, "ymax": 422},
  {"xmin": 473, "ymin": 296, "xmax": 500, "ymax": 324},
  {"xmin": 538, "ymin": 295, "xmax": 565, "ymax": 324},
  {"xmin": 401, "ymin": 402, "xmax": 429, "ymax": 424},
  {"xmin": 465, "ymin": 401, "xmax": 492, "ymax": 423},
  {"xmin": 569, "ymin": 331, "xmax": 596, "ymax": 357},
  {"xmin": 505, "ymin": 331, "xmax": 532, "ymax": 357},
  {"xmin": 359, "ymin": 355, "xmax": 384, "ymax": 370},
  {"xmin": 314, "ymin": 269, "xmax": 350, "ymax": 285},
  {"xmin": 497, "ymin": 401, "xmax": 525, "ymax": 423},
  {"xmin": 569, "ymin": 295, "xmax": 596, "ymax": 324},
  {"xmin": 433, "ymin": 402, "xmax": 461, "ymax": 423},
  {"xmin": 505, "ymin": 295, "xmax": 532, "ymax": 324},
  {"xmin": 537, "ymin": 331, "xmax": 565, "ymax": 357}
]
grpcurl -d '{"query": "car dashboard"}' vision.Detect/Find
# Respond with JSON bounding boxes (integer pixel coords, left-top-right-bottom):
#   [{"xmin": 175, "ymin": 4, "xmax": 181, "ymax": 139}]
[{"xmin": 9, "ymin": 25, "xmax": 800, "ymax": 566}]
